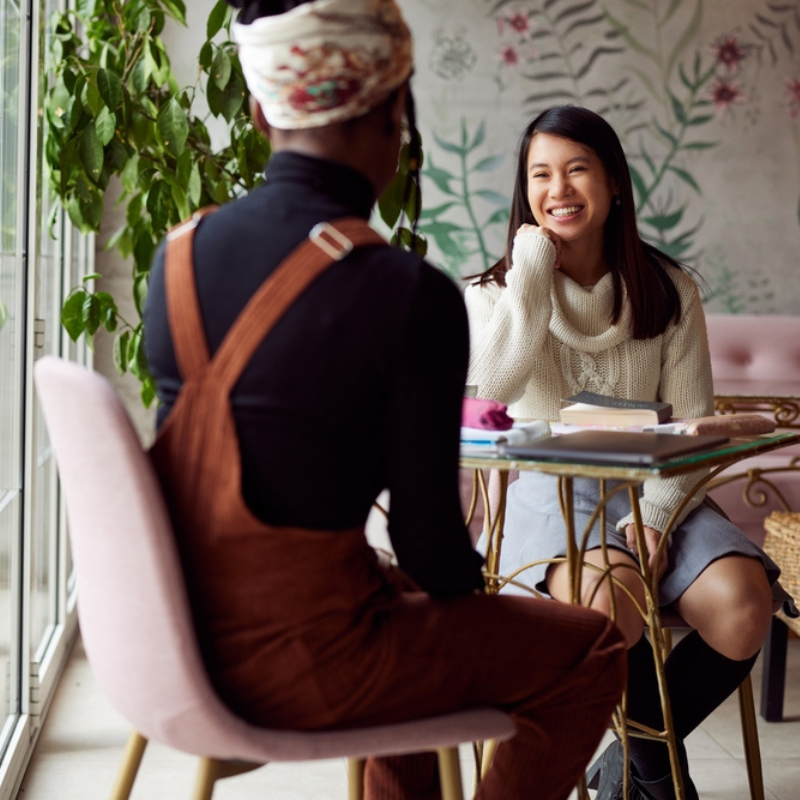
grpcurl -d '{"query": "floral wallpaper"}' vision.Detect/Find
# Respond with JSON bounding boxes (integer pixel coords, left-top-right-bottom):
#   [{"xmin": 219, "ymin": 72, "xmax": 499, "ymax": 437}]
[{"xmin": 399, "ymin": 0, "xmax": 800, "ymax": 314}]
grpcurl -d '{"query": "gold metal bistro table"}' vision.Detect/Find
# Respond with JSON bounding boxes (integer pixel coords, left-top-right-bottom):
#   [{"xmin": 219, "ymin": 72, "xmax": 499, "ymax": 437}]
[
  {"xmin": 711, "ymin": 383, "xmax": 800, "ymax": 723},
  {"xmin": 461, "ymin": 431, "xmax": 800, "ymax": 800}
]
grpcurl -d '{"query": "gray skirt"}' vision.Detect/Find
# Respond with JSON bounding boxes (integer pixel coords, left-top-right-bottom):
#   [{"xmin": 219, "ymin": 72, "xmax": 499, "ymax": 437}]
[{"xmin": 477, "ymin": 471, "xmax": 798, "ymax": 616}]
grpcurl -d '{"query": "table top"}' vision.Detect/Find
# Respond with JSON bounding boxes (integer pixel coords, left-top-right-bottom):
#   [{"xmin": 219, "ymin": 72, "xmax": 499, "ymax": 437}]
[{"xmin": 460, "ymin": 431, "xmax": 800, "ymax": 480}]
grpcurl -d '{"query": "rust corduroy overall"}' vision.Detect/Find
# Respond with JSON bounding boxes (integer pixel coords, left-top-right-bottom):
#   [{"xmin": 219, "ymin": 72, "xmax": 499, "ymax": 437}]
[{"xmin": 149, "ymin": 213, "xmax": 627, "ymax": 799}]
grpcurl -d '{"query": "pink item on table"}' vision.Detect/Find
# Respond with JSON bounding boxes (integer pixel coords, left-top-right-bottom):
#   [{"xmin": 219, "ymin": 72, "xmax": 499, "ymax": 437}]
[{"xmin": 462, "ymin": 397, "xmax": 514, "ymax": 430}]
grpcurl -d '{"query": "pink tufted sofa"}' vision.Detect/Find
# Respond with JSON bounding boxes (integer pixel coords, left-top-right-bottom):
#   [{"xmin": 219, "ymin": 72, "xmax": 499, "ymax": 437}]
[{"xmin": 705, "ymin": 313, "xmax": 800, "ymax": 546}]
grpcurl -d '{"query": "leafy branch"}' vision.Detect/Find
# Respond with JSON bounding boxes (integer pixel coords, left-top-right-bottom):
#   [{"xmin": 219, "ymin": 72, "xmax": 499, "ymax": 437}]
[
  {"xmin": 630, "ymin": 52, "xmax": 717, "ymax": 259},
  {"xmin": 419, "ymin": 119, "xmax": 508, "ymax": 277}
]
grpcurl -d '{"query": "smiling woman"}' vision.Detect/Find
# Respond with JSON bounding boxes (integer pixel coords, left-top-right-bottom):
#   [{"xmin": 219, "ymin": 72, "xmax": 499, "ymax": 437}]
[{"xmin": 463, "ymin": 104, "xmax": 797, "ymax": 800}]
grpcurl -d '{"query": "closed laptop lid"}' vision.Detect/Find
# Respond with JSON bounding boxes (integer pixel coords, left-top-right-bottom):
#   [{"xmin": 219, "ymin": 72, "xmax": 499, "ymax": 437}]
[{"xmin": 499, "ymin": 430, "xmax": 730, "ymax": 466}]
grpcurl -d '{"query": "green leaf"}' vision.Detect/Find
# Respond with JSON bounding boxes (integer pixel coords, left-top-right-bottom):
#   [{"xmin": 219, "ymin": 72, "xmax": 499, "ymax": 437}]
[
  {"xmin": 170, "ymin": 181, "xmax": 190, "ymax": 222},
  {"xmin": 666, "ymin": 0, "xmax": 703, "ymax": 80},
  {"xmin": 432, "ymin": 133, "xmax": 464, "ymax": 156},
  {"xmin": 207, "ymin": 0, "xmax": 230, "ymax": 39},
  {"xmin": 96, "ymin": 291, "xmax": 118, "ymax": 332},
  {"xmin": 629, "ymin": 164, "xmax": 647, "ymax": 203},
  {"xmin": 473, "ymin": 154, "xmax": 505, "ymax": 172},
  {"xmin": 113, "ymin": 330, "xmax": 131, "ymax": 374},
  {"xmin": 199, "ymin": 41, "xmax": 214, "ymax": 70},
  {"xmin": 474, "ymin": 189, "xmax": 509, "ymax": 206},
  {"xmin": 211, "ymin": 48, "xmax": 232, "ymax": 91},
  {"xmin": 146, "ymin": 179, "xmax": 172, "ymax": 234},
  {"xmin": 378, "ymin": 173, "xmax": 405, "ymax": 228},
  {"xmin": 80, "ymin": 124, "xmax": 104, "ymax": 184},
  {"xmin": 419, "ymin": 201, "xmax": 457, "ymax": 220},
  {"xmin": 82, "ymin": 293, "xmax": 101, "ymax": 336},
  {"xmin": 61, "ymin": 290, "xmax": 88, "ymax": 341},
  {"xmin": 95, "ymin": 106, "xmax": 116, "ymax": 145},
  {"xmin": 157, "ymin": 97, "xmax": 190, "ymax": 158},
  {"xmin": 604, "ymin": 8, "xmax": 659, "ymax": 63},
  {"xmin": 188, "ymin": 162, "xmax": 202, "ymax": 207},
  {"xmin": 161, "ymin": 0, "xmax": 187, "ymax": 25},
  {"xmin": 133, "ymin": 272, "xmax": 150, "ymax": 317},
  {"xmin": 669, "ymin": 92, "xmax": 686, "ymax": 125},
  {"xmin": 81, "ymin": 79, "xmax": 104, "ymax": 116},
  {"xmin": 668, "ymin": 165, "xmax": 701, "ymax": 194},
  {"xmin": 97, "ymin": 68, "xmax": 122, "ymax": 111},
  {"xmin": 423, "ymin": 162, "xmax": 456, "ymax": 196},
  {"xmin": 640, "ymin": 207, "xmax": 684, "ymax": 231},
  {"xmin": 207, "ymin": 71, "xmax": 245, "ymax": 121},
  {"xmin": 469, "ymin": 120, "xmax": 486, "ymax": 152},
  {"xmin": 683, "ymin": 141, "xmax": 718, "ymax": 150},
  {"xmin": 75, "ymin": 0, "xmax": 97, "ymax": 20}
]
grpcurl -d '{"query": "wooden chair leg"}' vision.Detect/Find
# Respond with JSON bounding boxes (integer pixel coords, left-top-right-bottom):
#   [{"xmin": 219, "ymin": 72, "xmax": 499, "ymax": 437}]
[
  {"xmin": 738, "ymin": 674, "xmax": 766, "ymax": 800},
  {"xmin": 437, "ymin": 747, "xmax": 464, "ymax": 800},
  {"xmin": 347, "ymin": 758, "xmax": 366, "ymax": 800},
  {"xmin": 110, "ymin": 730, "xmax": 147, "ymax": 800},
  {"xmin": 192, "ymin": 758, "xmax": 263, "ymax": 800},
  {"xmin": 480, "ymin": 738, "xmax": 498, "ymax": 779}
]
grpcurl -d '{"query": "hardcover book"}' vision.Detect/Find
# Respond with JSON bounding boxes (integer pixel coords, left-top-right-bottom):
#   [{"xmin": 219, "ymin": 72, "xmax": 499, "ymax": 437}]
[{"xmin": 560, "ymin": 391, "xmax": 672, "ymax": 428}]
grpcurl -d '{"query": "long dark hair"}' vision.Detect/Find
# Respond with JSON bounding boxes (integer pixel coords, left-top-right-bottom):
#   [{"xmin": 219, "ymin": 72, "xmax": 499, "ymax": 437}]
[{"xmin": 473, "ymin": 106, "xmax": 683, "ymax": 340}]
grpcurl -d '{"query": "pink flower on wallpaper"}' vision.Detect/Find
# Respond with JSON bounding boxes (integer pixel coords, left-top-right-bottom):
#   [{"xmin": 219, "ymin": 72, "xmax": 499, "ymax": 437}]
[
  {"xmin": 499, "ymin": 45, "xmax": 520, "ymax": 66},
  {"xmin": 711, "ymin": 32, "xmax": 747, "ymax": 71},
  {"xmin": 710, "ymin": 78, "xmax": 745, "ymax": 111},
  {"xmin": 786, "ymin": 77, "xmax": 800, "ymax": 117},
  {"xmin": 507, "ymin": 11, "xmax": 531, "ymax": 35}
]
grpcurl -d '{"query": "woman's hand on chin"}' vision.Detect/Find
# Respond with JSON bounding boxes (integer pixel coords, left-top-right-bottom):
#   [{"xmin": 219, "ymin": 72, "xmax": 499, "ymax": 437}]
[{"xmin": 516, "ymin": 224, "xmax": 562, "ymax": 269}]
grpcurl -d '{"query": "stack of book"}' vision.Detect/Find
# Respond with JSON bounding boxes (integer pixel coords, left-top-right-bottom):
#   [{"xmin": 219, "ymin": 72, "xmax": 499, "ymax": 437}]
[{"xmin": 559, "ymin": 391, "xmax": 672, "ymax": 429}]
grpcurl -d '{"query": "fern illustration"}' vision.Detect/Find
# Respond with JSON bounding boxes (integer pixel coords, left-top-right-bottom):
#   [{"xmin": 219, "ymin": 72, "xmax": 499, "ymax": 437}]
[
  {"xmin": 420, "ymin": 119, "xmax": 510, "ymax": 279},
  {"xmin": 486, "ymin": 0, "xmax": 639, "ymax": 120},
  {"xmin": 748, "ymin": 0, "xmax": 800, "ymax": 66}
]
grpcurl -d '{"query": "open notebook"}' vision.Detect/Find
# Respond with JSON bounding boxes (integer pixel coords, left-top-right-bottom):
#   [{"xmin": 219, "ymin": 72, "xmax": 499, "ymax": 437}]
[{"xmin": 498, "ymin": 429, "xmax": 730, "ymax": 466}]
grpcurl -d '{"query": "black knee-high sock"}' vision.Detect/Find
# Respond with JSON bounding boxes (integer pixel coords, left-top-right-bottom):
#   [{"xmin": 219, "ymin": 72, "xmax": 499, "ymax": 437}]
[
  {"xmin": 665, "ymin": 629, "xmax": 759, "ymax": 739},
  {"xmin": 625, "ymin": 636, "xmax": 672, "ymax": 781}
]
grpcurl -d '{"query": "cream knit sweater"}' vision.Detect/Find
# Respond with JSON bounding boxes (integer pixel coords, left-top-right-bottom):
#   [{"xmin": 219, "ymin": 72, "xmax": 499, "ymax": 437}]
[{"xmin": 464, "ymin": 231, "xmax": 715, "ymax": 537}]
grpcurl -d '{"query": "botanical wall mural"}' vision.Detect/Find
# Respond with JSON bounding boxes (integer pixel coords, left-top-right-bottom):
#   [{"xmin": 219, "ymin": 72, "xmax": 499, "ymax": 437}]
[{"xmin": 401, "ymin": 0, "xmax": 800, "ymax": 314}]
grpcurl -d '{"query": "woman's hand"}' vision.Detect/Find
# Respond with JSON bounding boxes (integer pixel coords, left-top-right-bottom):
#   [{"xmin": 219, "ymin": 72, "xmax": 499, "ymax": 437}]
[
  {"xmin": 624, "ymin": 523, "xmax": 669, "ymax": 580},
  {"xmin": 516, "ymin": 223, "xmax": 562, "ymax": 269}
]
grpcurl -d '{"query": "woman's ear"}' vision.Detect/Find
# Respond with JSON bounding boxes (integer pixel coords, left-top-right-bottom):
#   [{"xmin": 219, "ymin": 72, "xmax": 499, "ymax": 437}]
[{"xmin": 250, "ymin": 96, "xmax": 271, "ymax": 139}]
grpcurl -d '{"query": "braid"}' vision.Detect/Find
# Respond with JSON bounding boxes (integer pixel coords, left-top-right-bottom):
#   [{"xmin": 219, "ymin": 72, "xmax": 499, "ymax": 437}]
[{"xmin": 226, "ymin": 0, "xmax": 314, "ymax": 24}]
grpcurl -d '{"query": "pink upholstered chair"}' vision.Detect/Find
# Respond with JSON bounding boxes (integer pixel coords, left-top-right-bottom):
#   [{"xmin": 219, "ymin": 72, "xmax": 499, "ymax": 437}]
[{"xmin": 34, "ymin": 357, "xmax": 515, "ymax": 800}]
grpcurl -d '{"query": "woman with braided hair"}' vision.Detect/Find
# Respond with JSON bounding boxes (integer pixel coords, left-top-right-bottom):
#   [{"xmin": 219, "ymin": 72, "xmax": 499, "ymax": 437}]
[{"xmin": 144, "ymin": 4, "xmax": 626, "ymax": 797}]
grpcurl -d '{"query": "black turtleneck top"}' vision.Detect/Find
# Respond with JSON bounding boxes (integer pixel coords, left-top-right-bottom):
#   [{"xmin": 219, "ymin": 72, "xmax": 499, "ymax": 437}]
[{"xmin": 144, "ymin": 151, "xmax": 484, "ymax": 595}]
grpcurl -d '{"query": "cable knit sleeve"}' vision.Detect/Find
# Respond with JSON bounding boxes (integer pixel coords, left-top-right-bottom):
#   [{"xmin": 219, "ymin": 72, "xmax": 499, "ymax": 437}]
[
  {"xmin": 464, "ymin": 232, "xmax": 557, "ymax": 404},
  {"xmin": 617, "ymin": 273, "xmax": 715, "ymax": 537}
]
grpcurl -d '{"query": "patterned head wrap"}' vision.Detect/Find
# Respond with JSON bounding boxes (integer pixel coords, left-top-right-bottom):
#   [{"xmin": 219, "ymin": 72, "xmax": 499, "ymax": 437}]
[{"xmin": 234, "ymin": 0, "xmax": 414, "ymax": 130}]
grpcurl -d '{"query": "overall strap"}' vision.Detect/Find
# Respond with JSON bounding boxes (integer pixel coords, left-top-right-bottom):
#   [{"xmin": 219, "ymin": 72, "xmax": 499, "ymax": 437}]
[
  {"xmin": 163, "ymin": 206, "xmax": 219, "ymax": 381},
  {"xmin": 209, "ymin": 217, "xmax": 385, "ymax": 392}
]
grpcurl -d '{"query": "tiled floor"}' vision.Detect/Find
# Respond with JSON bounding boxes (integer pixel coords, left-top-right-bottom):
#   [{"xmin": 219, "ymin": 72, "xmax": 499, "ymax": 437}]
[
  {"xmin": 16, "ymin": 632, "xmax": 800, "ymax": 799},
  {"xmin": 13, "ymin": 458, "xmax": 800, "ymax": 798}
]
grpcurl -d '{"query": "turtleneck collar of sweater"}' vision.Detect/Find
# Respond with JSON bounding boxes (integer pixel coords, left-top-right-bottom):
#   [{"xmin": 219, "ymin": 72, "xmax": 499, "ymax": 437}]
[
  {"xmin": 263, "ymin": 151, "xmax": 376, "ymax": 219},
  {"xmin": 549, "ymin": 270, "xmax": 633, "ymax": 353}
]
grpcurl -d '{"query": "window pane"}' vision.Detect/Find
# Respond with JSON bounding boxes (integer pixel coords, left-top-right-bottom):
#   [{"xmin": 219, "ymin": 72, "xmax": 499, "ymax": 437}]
[{"xmin": 0, "ymin": 0, "xmax": 25, "ymax": 748}]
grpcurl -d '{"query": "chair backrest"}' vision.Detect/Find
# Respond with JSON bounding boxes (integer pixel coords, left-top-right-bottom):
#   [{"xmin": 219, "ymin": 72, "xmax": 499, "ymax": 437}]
[{"xmin": 33, "ymin": 356, "xmax": 257, "ymax": 756}]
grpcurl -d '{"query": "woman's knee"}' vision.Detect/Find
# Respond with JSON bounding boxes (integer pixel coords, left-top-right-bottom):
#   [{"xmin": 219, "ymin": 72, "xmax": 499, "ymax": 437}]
[{"xmin": 677, "ymin": 558, "xmax": 773, "ymax": 659}]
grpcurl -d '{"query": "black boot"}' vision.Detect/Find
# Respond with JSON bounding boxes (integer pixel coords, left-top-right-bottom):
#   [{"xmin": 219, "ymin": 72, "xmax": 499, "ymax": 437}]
[{"xmin": 630, "ymin": 740, "xmax": 699, "ymax": 800}]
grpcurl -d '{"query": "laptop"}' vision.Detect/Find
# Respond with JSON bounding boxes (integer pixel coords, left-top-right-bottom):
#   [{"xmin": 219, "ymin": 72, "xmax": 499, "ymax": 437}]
[{"xmin": 498, "ymin": 429, "xmax": 730, "ymax": 466}]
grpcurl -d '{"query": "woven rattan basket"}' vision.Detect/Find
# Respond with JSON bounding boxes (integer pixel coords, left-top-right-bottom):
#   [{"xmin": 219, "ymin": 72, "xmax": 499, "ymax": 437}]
[{"xmin": 763, "ymin": 511, "xmax": 800, "ymax": 636}]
